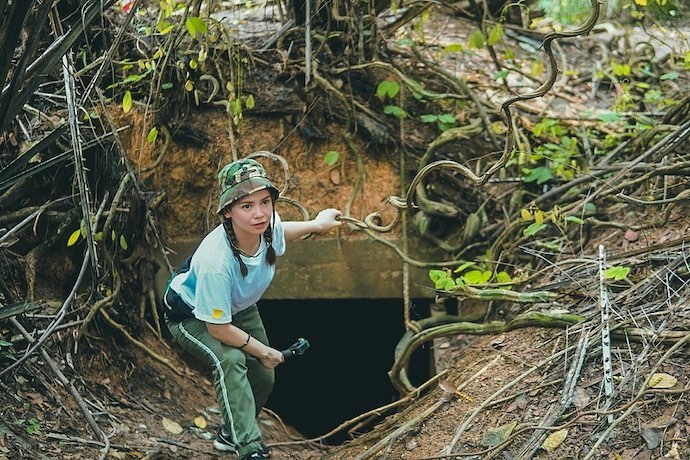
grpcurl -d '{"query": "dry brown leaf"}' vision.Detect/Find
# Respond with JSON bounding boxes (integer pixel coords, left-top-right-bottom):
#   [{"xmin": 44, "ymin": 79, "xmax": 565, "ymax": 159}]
[
  {"xmin": 541, "ymin": 429, "xmax": 567, "ymax": 452},
  {"xmin": 648, "ymin": 373, "xmax": 677, "ymax": 389},
  {"xmin": 624, "ymin": 229, "xmax": 638, "ymax": 241},
  {"xmin": 162, "ymin": 417, "xmax": 184, "ymax": 435},
  {"xmin": 193, "ymin": 415, "xmax": 207, "ymax": 429}
]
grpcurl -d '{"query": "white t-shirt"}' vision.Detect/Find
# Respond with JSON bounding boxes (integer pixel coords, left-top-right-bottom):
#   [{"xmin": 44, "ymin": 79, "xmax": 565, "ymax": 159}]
[{"xmin": 169, "ymin": 212, "xmax": 286, "ymax": 324}]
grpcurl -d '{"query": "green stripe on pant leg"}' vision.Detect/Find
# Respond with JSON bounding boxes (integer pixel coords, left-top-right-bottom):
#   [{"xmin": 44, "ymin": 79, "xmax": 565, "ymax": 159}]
[
  {"xmin": 232, "ymin": 305, "xmax": 275, "ymax": 415},
  {"xmin": 165, "ymin": 316, "xmax": 262, "ymax": 449}
]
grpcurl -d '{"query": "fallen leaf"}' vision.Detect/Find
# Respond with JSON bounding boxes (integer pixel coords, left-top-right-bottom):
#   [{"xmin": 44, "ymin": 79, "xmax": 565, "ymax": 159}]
[
  {"xmin": 108, "ymin": 449, "xmax": 127, "ymax": 459},
  {"xmin": 541, "ymin": 429, "xmax": 567, "ymax": 452},
  {"xmin": 193, "ymin": 415, "xmax": 207, "ymax": 429},
  {"xmin": 648, "ymin": 373, "xmax": 677, "ymax": 389},
  {"xmin": 329, "ymin": 168, "xmax": 340, "ymax": 185},
  {"xmin": 641, "ymin": 427, "xmax": 662, "ymax": 449},
  {"xmin": 405, "ymin": 438, "xmax": 418, "ymax": 450},
  {"xmin": 664, "ymin": 441, "xmax": 680, "ymax": 459},
  {"xmin": 490, "ymin": 335, "xmax": 505, "ymax": 347},
  {"xmin": 572, "ymin": 386, "xmax": 590, "ymax": 408},
  {"xmin": 624, "ymin": 229, "xmax": 638, "ymax": 242},
  {"xmin": 162, "ymin": 417, "xmax": 184, "ymax": 435},
  {"xmin": 642, "ymin": 414, "xmax": 676, "ymax": 430},
  {"xmin": 481, "ymin": 421, "xmax": 517, "ymax": 447}
]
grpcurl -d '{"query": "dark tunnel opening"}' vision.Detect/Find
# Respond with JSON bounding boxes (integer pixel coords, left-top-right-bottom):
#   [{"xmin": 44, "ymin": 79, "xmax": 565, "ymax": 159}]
[{"xmin": 261, "ymin": 298, "xmax": 432, "ymax": 444}]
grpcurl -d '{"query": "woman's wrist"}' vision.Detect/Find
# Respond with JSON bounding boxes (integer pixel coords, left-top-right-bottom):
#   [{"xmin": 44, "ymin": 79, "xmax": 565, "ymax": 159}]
[{"xmin": 238, "ymin": 333, "xmax": 251, "ymax": 349}]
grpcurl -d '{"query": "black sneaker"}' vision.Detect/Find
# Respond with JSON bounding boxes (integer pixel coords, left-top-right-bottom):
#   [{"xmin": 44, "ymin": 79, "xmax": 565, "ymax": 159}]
[
  {"xmin": 259, "ymin": 442, "xmax": 272, "ymax": 457},
  {"xmin": 212, "ymin": 427, "xmax": 236, "ymax": 452},
  {"xmin": 240, "ymin": 451, "xmax": 268, "ymax": 460}
]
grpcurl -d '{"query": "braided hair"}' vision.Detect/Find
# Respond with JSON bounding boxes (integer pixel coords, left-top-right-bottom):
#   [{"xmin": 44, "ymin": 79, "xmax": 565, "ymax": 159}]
[{"xmin": 222, "ymin": 210, "xmax": 277, "ymax": 278}]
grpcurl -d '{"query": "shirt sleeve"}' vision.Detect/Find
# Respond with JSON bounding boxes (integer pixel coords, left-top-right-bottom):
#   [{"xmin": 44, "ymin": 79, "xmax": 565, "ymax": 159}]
[
  {"xmin": 272, "ymin": 211, "xmax": 286, "ymax": 256},
  {"xmin": 191, "ymin": 271, "xmax": 234, "ymax": 324}
]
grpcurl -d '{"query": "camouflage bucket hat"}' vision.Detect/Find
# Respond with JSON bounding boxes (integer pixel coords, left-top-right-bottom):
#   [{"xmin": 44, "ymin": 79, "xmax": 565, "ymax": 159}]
[{"xmin": 217, "ymin": 158, "xmax": 279, "ymax": 213}]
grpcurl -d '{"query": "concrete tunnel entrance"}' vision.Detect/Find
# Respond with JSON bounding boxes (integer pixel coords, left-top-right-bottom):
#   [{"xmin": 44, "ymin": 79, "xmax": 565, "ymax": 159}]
[{"xmin": 261, "ymin": 298, "xmax": 432, "ymax": 443}]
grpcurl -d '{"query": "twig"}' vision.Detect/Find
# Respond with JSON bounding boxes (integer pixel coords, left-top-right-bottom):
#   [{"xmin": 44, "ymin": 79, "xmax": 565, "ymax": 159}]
[
  {"xmin": 98, "ymin": 309, "xmax": 183, "ymax": 376},
  {"xmin": 444, "ymin": 344, "xmax": 576, "ymax": 455},
  {"xmin": 269, "ymin": 370, "xmax": 449, "ymax": 448},
  {"xmin": 9, "ymin": 318, "xmax": 110, "ymax": 459}
]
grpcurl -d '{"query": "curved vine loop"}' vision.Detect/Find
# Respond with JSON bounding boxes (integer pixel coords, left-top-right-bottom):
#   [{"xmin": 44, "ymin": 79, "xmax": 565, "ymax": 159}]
[{"xmin": 247, "ymin": 150, "xmax": 292, "ymax": 198}]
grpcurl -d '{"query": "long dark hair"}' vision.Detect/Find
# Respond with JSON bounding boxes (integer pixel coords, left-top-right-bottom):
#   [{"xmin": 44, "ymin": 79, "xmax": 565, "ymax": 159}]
[{"xmin": 222, "ymin": 210, "xmax": 276, "ymax": 277}]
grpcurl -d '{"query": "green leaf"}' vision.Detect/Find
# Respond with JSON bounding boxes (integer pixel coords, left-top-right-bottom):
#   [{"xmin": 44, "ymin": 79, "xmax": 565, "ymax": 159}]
[
  {"xmin": 462, "ymin": 270, "xmax": 491, "ymax": 285},
  {"xmin": 147, "ymin": 127, "xmax": 159, "ymax": 143},
  {"xmin": 383, "ymin": 105, "xmax": 407, "ymax": 118},
  {"xmin": 185, "ymin": 16, "xmax": 208, "ymax": 38},
  {"xmin": 453, "ymin": 261, "xmax": 476, "ymax": 274},
  {"xmin": 604, "ymin": 266, "xmax": 630, "ymax": 281},
  {"xmin": 376, "ymin": 80, "xmax": 400, "ymax": 100},
  {"xmin": 122, "ymin": 90, "xmax": 133, "ymax": 114},
  {"xmin": 583, "ymin": 202, "xmax": 597, "ymax": 213},
  {"xmin": 467, "ymin": 31, "xmax": 485, "ymax": 49},
  {"xmin": 598, "ymin": 112, "xmax": 623, "ymax": 123},
  {"xmin": 496, "ymin": 271, "xmax": 512, "ymax": 284},
  {"xmin": 67, "ymin": 229, "xmax": 81, "ymax": 247},
  {"xmin": 660, "ymin": 72, "xmax": 679, "ymax": 80},
  {"xmin": 444, "ymin": 43, "xmax": 463, "ymax": 53},
  {"xmin": 523, "ymin": 166, "xmax": 553, "ymax": 185},
  {"xmin": 494, "ymin": 69, "xmax": 509, "ymax": 80},
  {"xmin": 437, "ymin": 114, "xmax": 456, "ymax": 124},
  {"xmin": 119, "ymin": 235, "xmax": 129, "ymax": 251},
  {"xmin": 25, "ymin": 418, "xmax": 40, "ymax": 435},
  {"xmin": 429, "ymin": 270, "xmax": 448, "ymax": 283},
  {"xmin": 0, "ymin": 340, "xmax": 13, "ymax": 347},
  {"xmin": 161, "ymin": 82, "xmax": 174, "ymax": 90},
  {"xmin": 323, "ymin": 150, "xmax": 340, "ymax": 166},
  {"xmin": 156, "ymin": 19, "xmax": 174, "ymax": 35},
  {"xmin": 565, "ymin": 215, "xmax": 584, "ymax": 224},
  {"xmin": 245, "ymin": 94, "xmax": 255, "ymax": 109},
  {"xmin": 523, "ymin": 222, "xmax": 547, "ymax": 237},
  {"xmin": 487, "ymin": 24, "xmax": 503, "ymax": 46},
  {"xmin": 420, "ymin": 114, "xmax": 438, "ymax": 123}
]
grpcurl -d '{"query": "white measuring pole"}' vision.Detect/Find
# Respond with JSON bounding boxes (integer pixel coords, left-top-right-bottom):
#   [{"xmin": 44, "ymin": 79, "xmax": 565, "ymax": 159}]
[{"xmin": 598, "ymin": 245, "xmax": 614, "ymax": 424}]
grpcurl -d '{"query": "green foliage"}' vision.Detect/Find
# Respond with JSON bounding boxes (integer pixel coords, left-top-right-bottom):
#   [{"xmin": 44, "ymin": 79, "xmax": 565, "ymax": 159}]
[
  {"xmin": 523, "ymin": 222, "xmax": 547, "ymax": 237},
  {"xmin": 512, "ymin": 118, "xmax": 583, "ymax": 185},
  {"xmin": 487, "ymin": 24, "xmax": 503, "ymax": 46},
  {"xmin": 323, "ymin": 150, "xmax": 340, "ymax": 166},
  {"xmin": 15, "ymin": 417, "xmax": 40, "ymax": 435},
  {"xmin": 420, "ymin": 113, "xmax": 458, "ymax": 132},
  {"xmin": 122, "ymin": 90, "xmax": 133, "ymax": 113},
  {"xmin": 429, "ymin": 269, "xmax": 457, "ymax": 290},
  {"xmin": 383, "ymin": 105, "xmax": 407, "ymax": 118},
  {"xmin": 604, "ymin": 266, "xmax": 631, "ymax": 281},
  {"xmin": 629, "ymin": 0, "xmax": 683, "ymax": 20},
  {"xmin": 376, "ymin": 80, "xmax": 400, "ymax": 100},
  {"xmin": 429, "ymin": 261, "xmax": 513, "ymax": 292},
  {"xmin": 147, "ymin": 127, "xmax": 159, "ymax": 143},
  {"xmin": 536, "ymin": 0, "xmax": 592, "ymax": 26},
  {"xmin": 467, "ymin": 31, "xmax": 485, "ymax": 49},
  {"xmin": 185, "ymin": 16, "xmax": 208, "ymax": 38}
]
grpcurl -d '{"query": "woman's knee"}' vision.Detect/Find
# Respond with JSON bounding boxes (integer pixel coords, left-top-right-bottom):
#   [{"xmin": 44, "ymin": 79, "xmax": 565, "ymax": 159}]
[{"xmin": 216, "ymin": 346, "xmax": 247, "ymax": 371}]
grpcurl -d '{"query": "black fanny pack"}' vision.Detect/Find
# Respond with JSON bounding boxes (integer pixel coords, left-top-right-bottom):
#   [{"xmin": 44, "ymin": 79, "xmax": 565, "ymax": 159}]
[{"xmin": 164, "ymin": 256, "xmax": 195, "ymax": 322}]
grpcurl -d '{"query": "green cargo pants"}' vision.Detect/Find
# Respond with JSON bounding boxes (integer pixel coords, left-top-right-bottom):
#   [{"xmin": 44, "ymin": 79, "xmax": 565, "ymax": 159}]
[{"xmin": 165, "ymin": 304, "xmax": 273, "ymax": 457}]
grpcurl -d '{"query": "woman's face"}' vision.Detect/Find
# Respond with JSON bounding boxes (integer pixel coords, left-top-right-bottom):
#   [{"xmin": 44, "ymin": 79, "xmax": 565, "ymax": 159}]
[{"xmin": 223, "ymin": 189, "xmax": 273, "ymax": 238}]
